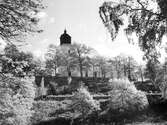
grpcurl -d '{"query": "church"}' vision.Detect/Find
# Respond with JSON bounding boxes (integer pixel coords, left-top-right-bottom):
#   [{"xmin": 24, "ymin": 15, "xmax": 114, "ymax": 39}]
[
  {"xmin": 56, "ymin": 29, "xmax": 76, "ymax": 76},
  {"xmin": 56, "ymin": 30, "xmax": 100, "ymax": 77}
]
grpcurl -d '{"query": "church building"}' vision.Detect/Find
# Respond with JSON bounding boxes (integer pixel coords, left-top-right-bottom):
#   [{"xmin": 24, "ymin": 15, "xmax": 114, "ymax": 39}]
[{"xmin": 56, "ymin": 29, "xmax": 74, "ymax": 76}]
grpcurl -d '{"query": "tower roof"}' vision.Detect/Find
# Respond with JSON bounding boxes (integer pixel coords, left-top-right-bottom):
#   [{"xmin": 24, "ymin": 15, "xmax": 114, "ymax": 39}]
[{"xmin": 60, "ymin": 29, "xmax": 71, "ymax": 45}]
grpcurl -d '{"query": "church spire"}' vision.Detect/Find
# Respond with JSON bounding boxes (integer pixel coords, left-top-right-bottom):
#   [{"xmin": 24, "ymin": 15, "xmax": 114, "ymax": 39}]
[{"xmin": 64, "ymin": 29, "xmax": 67, "ymax": 34}]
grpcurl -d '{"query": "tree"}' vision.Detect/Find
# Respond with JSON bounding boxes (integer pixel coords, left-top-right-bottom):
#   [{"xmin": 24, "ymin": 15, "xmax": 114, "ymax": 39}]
[
  {"xmin": 111, "ymin": 55, "xmax": 138, "ymax": 80},
  {"xmin": 45, "ymin": 44, "xmax": 63, "ymax": 76},
  {"xmin": 4, "ymin": 44, "xmax": 20, "ymax": 61},
  {"xmin": 105, "ymin": 79, "xmax": 148, "ymax": 120},
  {"xmin": 69, "ymin": 85, "xmax": 100, "ymax": 124},
  {"xmin": 0, "ymin": 0, "xmax": 44, "ymax": 43},
  {"xmin": 33, "ymin": 58, "xmax": 45, "ymax": 76},
  {"xmin": 136, "ymin": 65, "xmax": 145, "ymax": 82},
  {"xmin": 71, "ymin": 43, "xmax": 93, "ymax": 78},
  {"xmin": 82, "ymin": 56, "xmax": 92, "ymax": 77},
  {"xmin": 0, "ymin": 74, "xmax": 36, "ymax": 125},
  {"xmin": 91, "ymin": 56, "xmax": 109, "ymax": 78},
  {"xmin": 45, "ymin": 44, "xmax": 76, "ymax": 77},
  {"xmin": 127, "ymin": 56, "xmax": 138, "ymax": 81},
  {"xmin": 113, "ymin": 56, "xmax": 125, "ymax": 79},
  {"xmin": 0, "ymin": 44, "xmax": 35, "ymax": 77},
  {"xmin": 99, "ymin": 0, "xmax": 167, "ymax": 61},
  {"xmin": 145, "ymin": 59, "xmax": 160, "ymax": 84}
]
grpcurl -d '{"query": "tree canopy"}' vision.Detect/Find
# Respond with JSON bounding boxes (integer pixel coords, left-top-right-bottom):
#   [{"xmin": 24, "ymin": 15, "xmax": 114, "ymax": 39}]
[
  {"xmin": 99, "ymin": 0, "xmax": 167, "ymax": 60},
  {"xmin": 0, "ymin": 44, "xmax": 35, "ymax": 77},
  {"xmin": 0, "ymin": 0, "xmax": 44, "ymax": 43}
]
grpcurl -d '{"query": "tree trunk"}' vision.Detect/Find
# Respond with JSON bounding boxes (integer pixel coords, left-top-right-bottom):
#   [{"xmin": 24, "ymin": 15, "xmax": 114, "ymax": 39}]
[
  {"xmin": 103, "ymin": 73, "xmax": 106, "ymax": 78},
  {"xmin": 85, "ymin": 70, "xmax": 88, "ymax": 77},
  {"xmin": 128, "ymin": 57, "xmax": 132, "ymax": 81},
  {"xmin": 141, "ymin": 71, "xmax": 144, "ymax": 82},
  {"xmin": 124, "ymin": 64, "xmax": 127, "ymax": 77},
  {"xmin": 67, "ymin": 66, "xmax": 71, "ymax": 77},
  {"xmin": 80, "ymin": 63, "xmax": 83, "ymax": 78},
  {"xmin": 101, "ymin": 67, "xmax": 103, "ymax": 78},
  {"xmin": 92, "ymin": 65, "xmax": 95, "ymax": 77},
  {"xmin": 54, "ymin": 66, "xmax": 57, "ymax": 77},
  {"xmin": 94, "ymin": 72, "xmax": 97, "ymax": 78}
]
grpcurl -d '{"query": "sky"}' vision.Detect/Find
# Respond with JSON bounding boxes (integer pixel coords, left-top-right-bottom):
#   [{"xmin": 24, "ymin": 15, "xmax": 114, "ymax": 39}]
[{"xmin": 1, "ymin": 0, "xmax": 166, "ymax": 64}]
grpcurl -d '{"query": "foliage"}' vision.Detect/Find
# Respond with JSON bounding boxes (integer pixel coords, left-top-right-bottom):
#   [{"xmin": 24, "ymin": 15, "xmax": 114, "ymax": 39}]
[
  {"xmin": 99, "ymin": 0, "xmax": 167, "ymax": 60},
  {"xmin": 69, "ymin": 85, "xmax": 100, "ymax": 119},
  {"xmin": 45, "ymin": 43, "xmax": 93, "ymax": 77},
  {"xmin": 32, "ymin": 100, "xmax": 71, "ymax": 124},
  {"xmin": 0, "ymin": 74, "xmax": 35, "ymax": 125},
  {"xmin": 91, "ymin": 56, "xmax": 109, "ymax": 78},
  {"xmin": 0, "ymin": 0, "xmax": 44, "ymax": 43},
  {"xmin": 68, "ymin": 43, "xmax": 93, "ymax": 77},
  {"xmin": 107, "ymin": 79, "xmax": 148, "ymax": 114},
  {"xmin": 145, "ymin": 59, "xmax": 161, "ymax": 84},
  {"xmin": 45, "ymin": 44, "xmax": 77, "ymax": 76},
  {"xmin": 109, "ymin": 55, "xmax": 138, "ymax": 80},
  {"xmin": 45, "ymin": 44, "xmax": 63, "ymax": 76},
  {"xmin": 0, "ymin": 44, "xmax": 35, "ymax": 77}
]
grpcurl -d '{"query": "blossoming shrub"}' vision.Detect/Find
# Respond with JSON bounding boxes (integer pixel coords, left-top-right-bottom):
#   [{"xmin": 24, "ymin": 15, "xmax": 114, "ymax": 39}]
[
  {"xmin": 107, "ymin": 79, "xmax": 148, "ymax": 114},
  {"xmin": 69, "ymin": 85, "xmax": 100, "ymax": 119},
  {"xmin": 0, "ymin": 74, "xmax": 35, "ymax": 125}
]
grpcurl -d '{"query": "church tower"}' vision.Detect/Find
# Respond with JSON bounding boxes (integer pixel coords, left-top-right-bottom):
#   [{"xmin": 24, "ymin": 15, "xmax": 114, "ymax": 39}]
[
  {"xmin": 57, "ymin": 29, "xmax": 72, "ymax": 76},
  {"xmin": 60, "ymin": 29, "xmax": 71, "ymax": 45}
]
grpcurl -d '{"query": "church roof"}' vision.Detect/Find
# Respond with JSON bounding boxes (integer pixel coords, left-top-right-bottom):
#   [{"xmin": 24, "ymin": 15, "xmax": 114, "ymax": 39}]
[
  {"xmin": 60, "ymin": 29, "xmax": 71, "ymax": 45},
  {"xmin": 60, "ymin": 30, "xmax": 71, "ymax": 39}
]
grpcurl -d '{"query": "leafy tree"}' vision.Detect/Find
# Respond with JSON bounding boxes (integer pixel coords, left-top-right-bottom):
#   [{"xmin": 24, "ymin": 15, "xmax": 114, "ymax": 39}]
[
  {"xmin": 45, "ymin": 44, "xmax": 76, "ymax": 76},
  {"xmin": 45, "ymin": 44, "xmax": 63, "ymax": 76},
  {"xmin": 91, "ymin": 56, "xmax": 109, "ymax": 78},
  {"xmin": 111, "ymin": 55, "xmax": 138, "ymax": 80},
  {"xmin": 112, "ymin": 56, "xmax": 125, "ymax": 79},
  {"xmin": 70, "ymin": 43, "xmax": 93, "ymax": 78},
  {"xmin": 127, "ymin": 56, "xmax": 138, "ymax": 81},
  {"xmin": 1, "ymin": 44, "xmax": 34, "ymax": 77},
  {"xmin": 33, "ymin": 58, "xmax": 45, "ymax": 76},
  {"xmin": 0, "ymin": 0, "xmax": 44, "ymax": 43},
  {"xmin": 104, "ymin": 79, "xmax": 148, "ymax": 121},
  {"xmin": 4, "ymin": 44, "xmax": 20, "ymax": 61},
  {"xmin": 136, "ymin": 65, "xmax": 145, "ymax": 82},
  {"xmin": 69, "ymin": 84, "xmax": 100, "ymax": 123},
  {"xmin": 0, "ymin": 74, "xmax": 36, "ymax": 125},
  {"xmin": 145, "ymin": 59, "xmax": 160, "ymax": 84},
  {"xmin": 82, "ymin": 56, "xmax": 92, "ymax": 77},
  {"xmin": 99, "ymin": 0, "xmax": 167, "ymax": 60}
]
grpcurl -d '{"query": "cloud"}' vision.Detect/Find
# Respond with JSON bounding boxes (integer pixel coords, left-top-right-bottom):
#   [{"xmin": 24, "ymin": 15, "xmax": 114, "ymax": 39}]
[
  {"xmin": 49, "ymin": 17, "xmax": 55, "ymax": 23},
  {"xmin": 41, "ymin": 38, "xmax": 49, "ymax": 44},
  {"xmin": 33, "ymin": 49, "xmax": 46, "ymax": 61}
]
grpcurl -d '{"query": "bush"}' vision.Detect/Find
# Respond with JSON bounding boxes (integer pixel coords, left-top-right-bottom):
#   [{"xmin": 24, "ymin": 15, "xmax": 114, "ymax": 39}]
[
  {"xmin": 107, "ymin": 79, "xmax": 148, "ymax": 114},
  {"xmin": 0, "ymin": 74, "xmax": 35, "ymax": 125},
  {"xmin": 69, "ymin": 84, "xmax": 100, "ymax": 119},
  {"xmin": 32, "ymin": 100, "xmax": 71, "ymax": 124}
]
